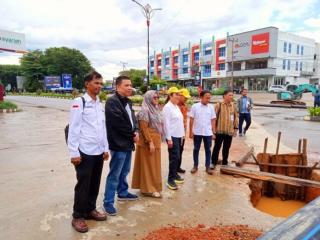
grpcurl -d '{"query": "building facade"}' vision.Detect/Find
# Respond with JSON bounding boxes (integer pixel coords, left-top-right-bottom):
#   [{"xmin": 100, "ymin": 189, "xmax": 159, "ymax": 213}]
[{"xmin": 149, "ymin": 27, "xmax": 320, "ymax": 91}]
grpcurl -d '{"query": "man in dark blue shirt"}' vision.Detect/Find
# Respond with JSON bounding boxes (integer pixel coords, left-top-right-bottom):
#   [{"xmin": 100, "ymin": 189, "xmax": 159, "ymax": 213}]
[{"xmin": 314, "ymin": 89, "xmax": 320, "ymax": 107}]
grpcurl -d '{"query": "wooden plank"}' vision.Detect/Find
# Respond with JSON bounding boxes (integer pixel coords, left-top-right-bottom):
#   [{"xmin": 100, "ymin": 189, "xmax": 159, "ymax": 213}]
[
  {"xmin": 258, "ymin": 197, "xmax": 320, "ymax": 240},
  {"xmin": 234, "ymin": 147, "xmax": 254, "ymax": 167},
  {"xmin": 276, "ymin": 131, "xmax": 281, "ymax": 155},
  {"xmin": 257, "ymin": 162, "xmax": 320, "ymax": 169},
  {"xmin": 298, "ymin": 139, "xmax": 302, "ymax": 153},
  {"xmin": 220, "ymin": 166, "xmax": 320, "ymax": 188},
  {"xmin": 302, "ymin": 138, "xmax": 308, "ymax": 166},
  {"xmin": 263, "ymin": 138, "xmax": 268, "ymax": 154}
]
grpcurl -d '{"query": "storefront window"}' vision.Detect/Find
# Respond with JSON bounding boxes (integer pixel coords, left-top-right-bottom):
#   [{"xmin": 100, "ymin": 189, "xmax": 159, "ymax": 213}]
[{"xmin": 249, "ymin": 77, "xmax": 268, "ymax": 91}]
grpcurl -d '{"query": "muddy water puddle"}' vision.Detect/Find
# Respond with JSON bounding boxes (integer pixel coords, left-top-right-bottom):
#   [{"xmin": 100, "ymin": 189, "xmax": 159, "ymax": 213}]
[{"xmin": 255, "ymin": 196, "xmax": 306, "ymax": 218}]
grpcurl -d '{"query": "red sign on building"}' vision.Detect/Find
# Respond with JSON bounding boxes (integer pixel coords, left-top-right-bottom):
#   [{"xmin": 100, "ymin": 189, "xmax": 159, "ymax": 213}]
[{"xmin": 251, "ymin": 32, "xmax": 269, "ymax": 54}]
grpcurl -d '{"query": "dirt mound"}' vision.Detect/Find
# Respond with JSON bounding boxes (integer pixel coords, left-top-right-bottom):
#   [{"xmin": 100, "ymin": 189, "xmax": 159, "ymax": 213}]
[{"xmin": 142, "ymin": 224, "xmax": 263, "ymax": 240}]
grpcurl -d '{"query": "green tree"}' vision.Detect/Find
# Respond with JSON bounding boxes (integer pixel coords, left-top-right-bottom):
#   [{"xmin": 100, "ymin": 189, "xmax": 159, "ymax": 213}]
[
  {"xmin": 43, "ymin": 47, "xmax": 93, "ymax": 90},
  {"xmin": 20, "ymin": 50, "xmax": 46, "ymax": 92},
  {"xmin": 119, "ymin": 69, "xmax": 146, "ymax": 88},
  {"xmin": 149, "ymin": 76, "xmax": 167, "ymax": 90},
  {"xmin": 0, "ymin": 65, "xmax": 21, "ymax": 90}
]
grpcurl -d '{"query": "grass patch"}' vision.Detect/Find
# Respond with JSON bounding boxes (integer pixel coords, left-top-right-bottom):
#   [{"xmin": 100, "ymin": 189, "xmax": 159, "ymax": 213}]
[{"xmin": 0, "ymin": 101, "xmax": 18, "ymax": 110}]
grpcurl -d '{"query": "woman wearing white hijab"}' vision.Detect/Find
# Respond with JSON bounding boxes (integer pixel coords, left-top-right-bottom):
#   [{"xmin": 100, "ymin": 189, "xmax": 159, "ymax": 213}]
[{"xmin": 132, "ymin": 90, "xmax": 164, "ymax": 198}]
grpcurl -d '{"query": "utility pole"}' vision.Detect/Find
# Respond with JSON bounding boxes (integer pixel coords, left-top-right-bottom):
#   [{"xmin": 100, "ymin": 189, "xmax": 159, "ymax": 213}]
[
  {"xmin": 228, "ymin": 37, "xmax": 236, "ymax": 92},
  {"xmin": 120, "ymin": 61, "xmax": 128, "ymax": 71},
  {"xmin": 131, "ymin": 0, "xmax": 162, "ymax": 87}
]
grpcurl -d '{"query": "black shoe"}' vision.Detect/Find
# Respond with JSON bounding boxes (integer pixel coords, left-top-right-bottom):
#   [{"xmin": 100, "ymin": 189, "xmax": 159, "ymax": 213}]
[
  {"xmin": 174, "ymin": 175, "xmax": 185, "ymax": 184},
  {"xmin": 166, "ymin": 180, "xmax": 178, "ymax": 190},
  {"xmin": 206, "ymin": 167, "xmax": 214, "ymax": 175},
  {"xmin": 210, "ymin": 164, "xmax": 216, "ymax": 170},
  {"xmin": 177, "ymin": 168, "xmax": 186, "ymax": 174}
]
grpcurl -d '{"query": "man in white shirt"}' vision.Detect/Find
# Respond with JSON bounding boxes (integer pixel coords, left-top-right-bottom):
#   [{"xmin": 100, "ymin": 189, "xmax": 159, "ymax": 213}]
[
  {"xmin": 189, "ymin": 90, "xmax": 216, "ymax": 175},
  {"xmin": 68, "ymin": 71, "xmax": 109, "ymax": 233},
  {"xmin": 163, "ymin": 87, "xmax": 185, "ymax": 190}
]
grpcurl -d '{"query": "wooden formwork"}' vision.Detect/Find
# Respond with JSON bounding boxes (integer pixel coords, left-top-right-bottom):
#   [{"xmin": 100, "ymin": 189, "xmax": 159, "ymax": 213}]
[{"xmin": 231, "ymin": 132, "xmax": 320, "ymax": 203}]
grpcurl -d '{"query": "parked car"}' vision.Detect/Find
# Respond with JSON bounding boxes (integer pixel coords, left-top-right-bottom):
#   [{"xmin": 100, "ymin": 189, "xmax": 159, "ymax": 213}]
[
  {"xmin": 268, "ymin": 85, "xmax": 286, "ymax": 93},
  {"xmin": 233, "ymin": 87, "xmax": 242, "ymax": 94}
]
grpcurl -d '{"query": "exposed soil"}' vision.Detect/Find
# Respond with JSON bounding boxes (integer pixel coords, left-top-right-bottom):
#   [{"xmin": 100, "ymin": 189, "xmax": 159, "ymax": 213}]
[{"xmin": 142, "ymin": 224, "xmax": 263, "ymax": 240}]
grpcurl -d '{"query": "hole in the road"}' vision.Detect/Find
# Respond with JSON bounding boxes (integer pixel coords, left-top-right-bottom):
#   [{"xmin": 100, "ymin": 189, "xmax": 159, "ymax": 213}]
[
  {"xmin": 249, "ymin": 179, "xmax": 307, "ymax": 218},
  {"xmin": 248, "ymin": 150, "xmax": 320, "ymax": 218},
  {"xmin": 36, "ymin": 106, "xmax": 47, "ymax": 109}
]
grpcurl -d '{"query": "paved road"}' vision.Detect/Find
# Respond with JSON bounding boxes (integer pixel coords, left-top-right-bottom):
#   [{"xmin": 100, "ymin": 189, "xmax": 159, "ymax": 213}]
[{"xmin": 251, "ymin": 107, "xmax": 319, "ymax": 159}]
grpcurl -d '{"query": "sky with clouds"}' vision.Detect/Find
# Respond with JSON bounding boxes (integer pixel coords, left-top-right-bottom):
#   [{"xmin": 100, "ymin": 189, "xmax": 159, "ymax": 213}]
[{"xmin": 1, "ymin": 0, "xmax": 320, "ymax": 79}]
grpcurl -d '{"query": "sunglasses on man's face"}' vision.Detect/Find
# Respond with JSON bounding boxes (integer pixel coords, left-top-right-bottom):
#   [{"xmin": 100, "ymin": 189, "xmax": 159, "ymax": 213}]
[{"xmin": 153, "ymin": 96, "xmax": 159, "ymax": 100}]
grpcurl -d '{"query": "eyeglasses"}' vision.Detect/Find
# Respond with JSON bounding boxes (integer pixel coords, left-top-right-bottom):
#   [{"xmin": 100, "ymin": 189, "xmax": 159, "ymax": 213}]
[{"xmin": 153, "ymin": 96, "xmax": 159, "ymax": 99}]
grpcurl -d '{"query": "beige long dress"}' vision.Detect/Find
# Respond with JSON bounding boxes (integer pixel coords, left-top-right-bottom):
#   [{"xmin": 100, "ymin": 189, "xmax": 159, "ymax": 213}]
[{"xmin": 132, "ymin": 120, "xmax": 162, "ymax": 193}]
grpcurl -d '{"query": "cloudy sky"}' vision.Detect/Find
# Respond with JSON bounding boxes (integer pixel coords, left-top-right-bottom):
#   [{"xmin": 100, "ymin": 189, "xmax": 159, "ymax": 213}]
[{"xmin": 1, "ymin": 0, "xmax": 320, "ymax": 79}]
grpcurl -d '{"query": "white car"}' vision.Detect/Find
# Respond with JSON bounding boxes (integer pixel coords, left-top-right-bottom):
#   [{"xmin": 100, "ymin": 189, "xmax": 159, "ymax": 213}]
[{"xmin": 268, "ymin": 85, "xmax": 286, "ymax": 93}]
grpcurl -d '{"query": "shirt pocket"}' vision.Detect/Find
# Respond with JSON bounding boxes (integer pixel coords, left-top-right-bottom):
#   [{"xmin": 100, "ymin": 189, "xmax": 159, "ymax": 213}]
[{"xmin": 83, "ymin": 107, "xmax": 96, "ymax": 122}]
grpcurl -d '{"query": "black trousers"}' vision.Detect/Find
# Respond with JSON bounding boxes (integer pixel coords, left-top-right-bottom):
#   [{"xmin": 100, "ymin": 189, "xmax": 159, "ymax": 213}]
[
  {"xmin": 168, "ymin": 137, "xmax": 181, "ymax": 182},
  {"xmin": 239, "ymin": 113, "xmax": 251, "ymax": 134},
  {"xmin": 73, "ymin": 151, "xmax": 104, "ymax": 219},
  {"xmin": 177, "ymin": 138, "xmax": 185, "ymax": 170},
  {"xmin": 211, "ymin": 134, "xmax": 233, "ymax": 166}
]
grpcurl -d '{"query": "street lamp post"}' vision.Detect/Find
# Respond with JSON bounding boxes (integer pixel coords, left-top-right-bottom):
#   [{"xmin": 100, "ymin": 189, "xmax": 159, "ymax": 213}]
[
  {"xmin": 131, "ymin": 0, "xmax": 162, "ymax": 87},
  {"xmin": 228, "ymin": 37, "xmax": 237, "ymax": 92}
]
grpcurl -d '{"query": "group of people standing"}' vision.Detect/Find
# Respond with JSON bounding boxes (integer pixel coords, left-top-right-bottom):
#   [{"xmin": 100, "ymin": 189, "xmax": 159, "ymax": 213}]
[{"xmin": 67, "ymin": 71, "xmax": 253, "ymax": 233}]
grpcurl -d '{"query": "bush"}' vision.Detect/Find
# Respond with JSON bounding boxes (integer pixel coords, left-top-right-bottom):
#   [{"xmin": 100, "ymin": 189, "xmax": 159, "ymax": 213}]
[
  {"xmin": 36, "ymin": 89, "xmax": 42, "ymax": 95},
  {"xmin": 167, "ymin": 83, "xmax": 182, "ymax": 89},
  {"xmin": 0, "ymin": 101, "xmax": 18, "ymax": 109},
  {"xmin": 212, "ymin": 88, "xmax": 225, "ymax": 95},
  {"xmin": 159, "ymin": 97, "xmax": 167, "ymax": 105},
  {"xmin": 308, "ymin": 107, "xmax": 320, "ymax": 116},
  {"xmin": 139, "ymin": 85, "xmax": 148, "ymax": 94},
  {"xmin": 150, "ymin": 79, "xmax": 167, "ymax": 90},
  {"xmin": 99, "ymin": 91, "xmax": 107, "ymax": 102},
  {"xmin": 186, "ymin": 98, "xmax": 194, "ymax": 107},
  {"xmin": 130, "ymin": 95, "xmax": 143, "ymax": 105},
  {"xmin": 187, "ymin": 87, "xmax": 199, "ymax": 97}
]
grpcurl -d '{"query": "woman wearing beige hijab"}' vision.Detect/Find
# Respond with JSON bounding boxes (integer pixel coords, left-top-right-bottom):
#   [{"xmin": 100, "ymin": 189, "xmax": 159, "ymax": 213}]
[{"xmin": 132, "ymin": 90, "xmax": 164, "ymax": 198}]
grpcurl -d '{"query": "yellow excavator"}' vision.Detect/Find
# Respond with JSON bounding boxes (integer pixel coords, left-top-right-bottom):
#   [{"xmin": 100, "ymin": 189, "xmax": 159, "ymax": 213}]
[{"xmin": 271, "ymin": 84, "xmax": 319, "ymax": 106}]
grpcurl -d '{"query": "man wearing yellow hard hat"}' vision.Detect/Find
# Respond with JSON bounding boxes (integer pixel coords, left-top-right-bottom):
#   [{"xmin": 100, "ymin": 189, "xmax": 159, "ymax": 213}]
[
  {"xmin": 177, "ymin": 88, "xmax": 191, "ymax": 174},
  {"xmin": 163, "ymin": 86, "xmax": 185, "ymax": 190}
]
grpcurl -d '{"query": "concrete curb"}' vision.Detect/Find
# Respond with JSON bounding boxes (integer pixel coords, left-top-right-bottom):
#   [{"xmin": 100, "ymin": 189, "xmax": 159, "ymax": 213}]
[
  {"xmin": 304, "ymin": 116, "xmax": 320, "ymax": 122},
  {"xmin": 254, "ymin": 103, "xmax": 307, "ymax": 109},
  {"xmin": 0, "ymin": 108, "xmax": 18, "ymax": 113}
]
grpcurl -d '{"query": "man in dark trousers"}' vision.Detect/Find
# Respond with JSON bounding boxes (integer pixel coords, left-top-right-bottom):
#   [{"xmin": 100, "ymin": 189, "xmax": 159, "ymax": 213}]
[
  {"xmin": 68, "ymin": 71, "xmax": 109, "ymax": 233},
  {"xmin": 103, "ymin": 75, "xmax": 139, "ymax": 216},
  {"xmin": 314, "ymin": 88, "xmax": 320, "ymax": 107},
  {"xmin": 211, "ymin": 90, "xmax": 238, "ymax": 168},
  {"xmin": 237, "ymin": 88, "xmax": 253, "ymax": 136}
]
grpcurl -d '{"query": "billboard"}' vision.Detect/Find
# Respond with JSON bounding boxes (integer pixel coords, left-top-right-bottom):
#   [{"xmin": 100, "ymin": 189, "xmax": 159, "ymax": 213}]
[
  {"xmin": 0, "ymin": 29, "xmax": 26, "ymax": 53},
  {"xmin": 227, "ymin": 27, "xmax": 278, "ymax": 61},
  {"xmin": 44, "ymin": 76, "xmax": 61, "ymax": 90},
  {"xmin": 62, "ymin": 74, "xmax": 72, "ymax": 89},
  {"xmin": 251, "ymin": 32, "xmax": 270, "ymax": 54}
]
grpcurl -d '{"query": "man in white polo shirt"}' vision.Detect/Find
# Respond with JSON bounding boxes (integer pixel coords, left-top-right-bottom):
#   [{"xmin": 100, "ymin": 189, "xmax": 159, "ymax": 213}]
[{"xmin": 189, "ymin": 90, "xmax": 216, "ymax": 175}]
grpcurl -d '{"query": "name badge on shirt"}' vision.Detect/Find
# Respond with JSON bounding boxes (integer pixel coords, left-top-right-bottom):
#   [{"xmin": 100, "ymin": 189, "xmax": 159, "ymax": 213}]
[{"xmin": 230, "ymin": 114, "xmax": 234, "ymax": 122}]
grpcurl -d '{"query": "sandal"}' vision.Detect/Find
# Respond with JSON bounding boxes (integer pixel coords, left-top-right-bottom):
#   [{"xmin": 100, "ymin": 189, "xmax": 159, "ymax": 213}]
[{"xmin": 142, "ymin": 192, "xmax": 162, "ymax": 198}]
